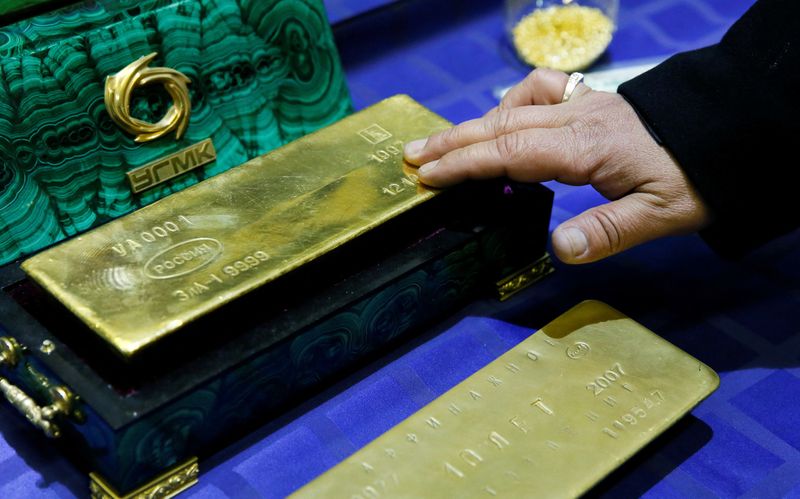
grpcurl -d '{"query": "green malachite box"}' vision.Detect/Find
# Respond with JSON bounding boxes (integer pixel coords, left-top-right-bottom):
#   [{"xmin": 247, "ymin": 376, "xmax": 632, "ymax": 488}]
[
  {"xmin": 0, "ymin": 0, "xmax": 352, "ymax": 266},
  {"xmin": 0, "ymin": 2, "xmax": 556, "ymax": 498},
  {"xmin": 0, "ymin": 0, "xmax": 48, "ymax": 17}
]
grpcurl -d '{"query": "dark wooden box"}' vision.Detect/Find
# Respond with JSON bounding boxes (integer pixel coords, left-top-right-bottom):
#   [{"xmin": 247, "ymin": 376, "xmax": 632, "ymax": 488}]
[{"xmin": 0, "ymin": 180, "xmax": 553, "ymax": 497}]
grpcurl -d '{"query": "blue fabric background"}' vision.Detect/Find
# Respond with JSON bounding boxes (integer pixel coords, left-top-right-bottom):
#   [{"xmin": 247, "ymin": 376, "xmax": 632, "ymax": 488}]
[{"xmin": 5, "ymin": 0, "xmax": 800, "ymax": 497}]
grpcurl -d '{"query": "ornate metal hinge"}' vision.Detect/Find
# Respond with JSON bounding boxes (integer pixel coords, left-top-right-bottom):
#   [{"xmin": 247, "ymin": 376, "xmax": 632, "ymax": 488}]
[
  {"xmin": 496, "ymin": 253, "xmax": 555, "ymax": 301},
  {"xmin": 0, "ymin": 337, "xmax": 84, "ymax": 438},
  {"xmin": 90, "ymin": 457, "xmax": 199, "ymax": 499}
]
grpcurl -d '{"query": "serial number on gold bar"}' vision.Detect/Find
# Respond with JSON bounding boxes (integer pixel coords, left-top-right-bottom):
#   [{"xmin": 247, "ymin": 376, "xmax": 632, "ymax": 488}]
[
  {"xmin": 21, "ymin": 95, "xmax": 451, "ymax": 358},
  {"xmin": 292, "ymin": 301, "xmax": 719, "ymax": 498}
]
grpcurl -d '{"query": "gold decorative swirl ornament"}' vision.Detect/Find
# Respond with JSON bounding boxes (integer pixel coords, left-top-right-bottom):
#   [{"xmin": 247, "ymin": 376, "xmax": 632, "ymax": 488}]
[{"xmin": 104, "ymin": 52, "xmax": 192, "ymax": 143}]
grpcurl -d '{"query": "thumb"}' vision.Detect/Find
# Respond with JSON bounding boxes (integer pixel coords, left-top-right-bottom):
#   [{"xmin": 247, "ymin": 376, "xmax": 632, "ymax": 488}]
[{"xmin": 551, "ymin": 194, "xmax": 668, "ymax": 264}]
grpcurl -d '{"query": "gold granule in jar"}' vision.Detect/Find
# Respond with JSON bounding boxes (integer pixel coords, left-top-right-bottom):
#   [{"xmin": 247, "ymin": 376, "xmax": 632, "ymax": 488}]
[{"xmin": 512, "ymin": 4, "xmax": 614, "ymax": 72}]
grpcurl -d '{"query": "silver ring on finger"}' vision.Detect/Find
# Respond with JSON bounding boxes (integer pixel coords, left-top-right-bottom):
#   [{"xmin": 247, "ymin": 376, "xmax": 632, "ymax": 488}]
[{"xmin": 561, "ymin": 72, "xmax": 585, "ymax": 103}]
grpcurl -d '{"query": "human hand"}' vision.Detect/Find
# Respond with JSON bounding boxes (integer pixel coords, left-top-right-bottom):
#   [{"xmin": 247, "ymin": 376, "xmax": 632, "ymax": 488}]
[{"xmin": 404, "ymin": 69, "xmax": 711, "ymax": 264}]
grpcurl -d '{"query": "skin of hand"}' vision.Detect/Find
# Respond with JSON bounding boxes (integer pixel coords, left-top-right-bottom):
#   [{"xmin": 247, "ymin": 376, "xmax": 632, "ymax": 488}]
[{"xmin": 404, "ymin": 68, "xmax": 711, "ymax": 264}]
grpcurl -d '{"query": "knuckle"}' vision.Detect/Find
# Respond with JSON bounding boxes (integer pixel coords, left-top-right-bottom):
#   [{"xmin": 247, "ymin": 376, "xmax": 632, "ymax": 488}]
[
  {"xmin": 529, "ymin": 68, "xmax": 550, "ymax": 86},
  {"xmin": 589, "ymin": 207, "xmax": 625, "ymax": 255},
  {"xmin": 497, "ymin": 95, "xmax": 514, "ymax": 111},
  {"xmin": 561, "ymin": 122, "xmax": 589, "ymax": 175},
  {"xmin": 489, "ymin": 109, "xmax": 515, "ymax": 137},
  {"xmin": 494, "ymin": 132, "xmax": 523, "ymax": 163},
  {"xmin": 423, "ymin": 132, "xmax": 443, "ymax": 152},
  {"xmin": 563, "ymin": 116, "xmax": 606, "ymax": 178},
  {"xmin": 435, "ymin": 127, "xmax": 460, "ymax": 149}
]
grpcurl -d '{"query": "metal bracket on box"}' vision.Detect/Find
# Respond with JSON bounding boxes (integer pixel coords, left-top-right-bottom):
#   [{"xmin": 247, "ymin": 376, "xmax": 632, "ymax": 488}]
[
  {"xmin": 496, "ymin": 253, "xmax": 555, "ymax": 301},
  {"xmin": 90, "ymin": 457, "xmax": 199, "ymax": 499},
  {"xmin": 0, "ymin": 336, "xmax": 84, "ymax": 438}
]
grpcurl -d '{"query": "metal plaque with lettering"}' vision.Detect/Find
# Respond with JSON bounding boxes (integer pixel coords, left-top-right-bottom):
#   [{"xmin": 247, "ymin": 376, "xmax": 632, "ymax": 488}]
[
  {"xmin": 292, "ymin": 301, "xmax": 720, "ymax": 498},
  {"xmin": 126, "ymin": 139, "xmax": 217, "ymax": 193},
  {"xmin": 21, "ymin": 95, "xmax": 450, "ymax": 358}
]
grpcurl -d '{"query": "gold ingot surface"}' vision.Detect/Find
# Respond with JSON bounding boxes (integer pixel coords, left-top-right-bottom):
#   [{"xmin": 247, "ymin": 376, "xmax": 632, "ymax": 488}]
[
  {"xmin": 22, "ymin": 95, "xmax": 450, "ymax": 358},
  {"xmin": 293, "ymin": 301, "xmax": 720, "ymax": 498}
]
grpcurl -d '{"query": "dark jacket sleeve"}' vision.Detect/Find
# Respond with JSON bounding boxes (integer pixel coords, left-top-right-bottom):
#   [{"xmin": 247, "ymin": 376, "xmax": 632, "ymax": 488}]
[{"xmin": 617, "ymin": 0, "xmax": 800, "ymax": 257}]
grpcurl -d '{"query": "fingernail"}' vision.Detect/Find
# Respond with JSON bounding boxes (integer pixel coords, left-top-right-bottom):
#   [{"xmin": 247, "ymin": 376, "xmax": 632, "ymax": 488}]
[
  {"xmin": 553, "ymin": 227, "xmax": 588, "ymax": 258},
  {"xmin": 419, "ymin": 160, "xmax": 439, "ymax": 176},
  {"xmin": 404, "ymin": 139, "xmax": 427, "ymax": 159}
]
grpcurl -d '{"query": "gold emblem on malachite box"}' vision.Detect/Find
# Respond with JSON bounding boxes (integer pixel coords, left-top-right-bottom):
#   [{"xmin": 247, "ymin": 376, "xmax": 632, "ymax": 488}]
[
  {"xmin": 104, "ymin": 52, "xmax": 192, "ymax": 143},
  {"xmin": 104, "ymin": 52, "xmax": 219, "ymax": 194}
]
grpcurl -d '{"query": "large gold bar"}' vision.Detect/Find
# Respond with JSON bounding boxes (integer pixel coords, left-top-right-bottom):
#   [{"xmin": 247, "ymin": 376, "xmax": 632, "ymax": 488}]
[
  {"xmin": 22, "ymin": 95, "xmax": 450, "ymax": 359},
  {"xmin": 292, "ymin": 301, "xmax": 719, "ymax": 498}
]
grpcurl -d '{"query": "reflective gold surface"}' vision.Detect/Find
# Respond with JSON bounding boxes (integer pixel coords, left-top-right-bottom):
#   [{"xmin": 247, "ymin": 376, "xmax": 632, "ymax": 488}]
[
  {"xmin": 293, "ymin": 301, "xmax": 720, "ymax": 498},
  {"xmin": 104, "ymin": 52, "xmax": 192, "ymax": 143},
  {"xmin": 22, "ymin": 95, "xmax": 450, "ymax": 358}
]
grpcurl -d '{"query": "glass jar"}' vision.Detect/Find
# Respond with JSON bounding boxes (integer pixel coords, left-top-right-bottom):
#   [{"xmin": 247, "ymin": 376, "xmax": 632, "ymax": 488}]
[{"xmin": 505, "ymin": 0, "xmax": 619, "ymax": 73}]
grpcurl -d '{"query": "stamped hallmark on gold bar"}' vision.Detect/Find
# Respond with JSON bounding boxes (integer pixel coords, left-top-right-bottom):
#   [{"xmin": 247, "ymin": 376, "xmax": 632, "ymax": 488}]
[
  {"xmin": 22, "ymin": 95, "xmax": 451, "ymax": 358},
  {"xmin": 126, "ymin": 139, "xmax": 217, "ymax": 194},
  {"xmin": 292, "ymin": 301, "xmax": 720, "ymax": 498}
]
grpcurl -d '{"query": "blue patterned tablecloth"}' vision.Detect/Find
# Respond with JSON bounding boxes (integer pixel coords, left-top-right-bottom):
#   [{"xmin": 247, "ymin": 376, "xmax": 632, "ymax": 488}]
[
  {"xmin": 324, "ymin": 0, "xmax": 397, "ymax": 23},
  {"xmin": 5, "ymin": 0, "xmax": 800, "ymax": 497}
]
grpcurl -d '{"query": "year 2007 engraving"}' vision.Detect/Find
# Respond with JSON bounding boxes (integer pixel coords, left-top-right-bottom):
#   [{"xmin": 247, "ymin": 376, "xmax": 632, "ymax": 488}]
[{"xmin": 587, "ymin": 363, "xmax": 625, "ymax": 396}]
